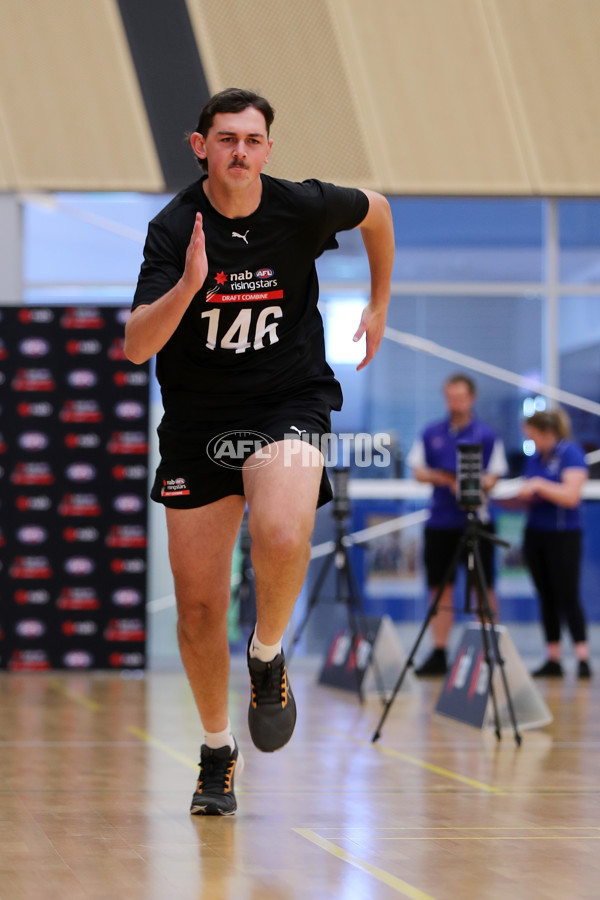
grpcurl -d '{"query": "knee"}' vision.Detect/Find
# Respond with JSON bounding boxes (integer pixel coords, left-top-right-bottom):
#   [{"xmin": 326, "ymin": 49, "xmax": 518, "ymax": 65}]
[
  {"xmin": 175, "ymin": 590, "xmax": 228, "ymax": 642},
  {"xmin": 249, "ymin": 516, "xmax": 310, "ymax": 564}
]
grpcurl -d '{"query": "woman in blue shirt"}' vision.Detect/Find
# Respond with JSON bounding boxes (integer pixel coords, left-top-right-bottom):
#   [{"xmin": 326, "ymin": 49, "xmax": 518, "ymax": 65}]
[{"xmin": 516, "ymin": 408, "xmax": 591, "ymax": 678}]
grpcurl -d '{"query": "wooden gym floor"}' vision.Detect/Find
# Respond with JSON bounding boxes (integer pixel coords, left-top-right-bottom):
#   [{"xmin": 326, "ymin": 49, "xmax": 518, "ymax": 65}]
[{"xmin": 1, "ymin": 654, "xmax": 599, "ymax": 900}]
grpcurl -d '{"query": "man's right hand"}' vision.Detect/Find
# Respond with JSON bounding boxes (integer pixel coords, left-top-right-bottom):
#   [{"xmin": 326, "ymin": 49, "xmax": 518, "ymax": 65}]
[
  {"xmin": 181, "ymin": 212, "xmax": 208, "ymax": 295},
  {"xmin": 124, "ymin": 212, "xmax": 208, "ymax": 365}
]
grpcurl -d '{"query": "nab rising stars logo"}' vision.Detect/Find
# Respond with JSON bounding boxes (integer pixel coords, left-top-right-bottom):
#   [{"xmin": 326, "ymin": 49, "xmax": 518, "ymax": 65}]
[{"xmin": 205, "ymin": 268, "xmax": 281, "ymax": 303}]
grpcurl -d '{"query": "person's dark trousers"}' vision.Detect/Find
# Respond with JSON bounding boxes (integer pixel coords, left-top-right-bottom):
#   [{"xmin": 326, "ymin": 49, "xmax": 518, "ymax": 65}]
[{"xmin": 523, "ymin": 528, "xmax": 587, "ymax": 645}]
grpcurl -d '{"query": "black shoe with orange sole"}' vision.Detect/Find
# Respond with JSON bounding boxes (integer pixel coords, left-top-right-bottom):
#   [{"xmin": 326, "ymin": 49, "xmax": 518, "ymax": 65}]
[
  {"xmin": 247, "ymin": 638, "xmax": 296, "ymax": 752},
  {"xmin": 190, "ymin": 741, "xmax": 243, "ymax": 816}
]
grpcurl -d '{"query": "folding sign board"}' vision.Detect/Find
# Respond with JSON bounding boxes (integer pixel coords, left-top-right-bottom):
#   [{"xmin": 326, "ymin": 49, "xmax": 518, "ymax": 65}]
[
  {"xmin": 319, "ymin": 614, "xmax": 415, "ymax": 699},
  {"xmin": 435, "ymin": 622, "xmax": 553, "ymax": 731}
]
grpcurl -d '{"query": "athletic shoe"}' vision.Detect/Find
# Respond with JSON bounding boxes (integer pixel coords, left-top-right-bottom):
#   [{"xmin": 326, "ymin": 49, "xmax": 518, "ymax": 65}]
[
  {"xmin": 414, "ymin": 648, "xmax": 448, "ymax": 677},
  {"xmin": 190, "ymin": 741, "xmax": 243, "ymax": 816},
  {"xmin": 247, "ymin": 638, "xmax": 297, "ymax": 752},
  {"xmin": 531, "ymin": 659, "xmax": 563, "ymax": 678},
  {"xmin": 578, "ymin": 660, "xmax": 592, "ymax": 679}
]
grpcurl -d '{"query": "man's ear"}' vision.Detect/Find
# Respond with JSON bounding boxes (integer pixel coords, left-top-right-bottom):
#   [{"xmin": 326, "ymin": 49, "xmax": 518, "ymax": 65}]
[{"xmin": 189, "ymin": 132, "xmax": 207, "ymax": 162}]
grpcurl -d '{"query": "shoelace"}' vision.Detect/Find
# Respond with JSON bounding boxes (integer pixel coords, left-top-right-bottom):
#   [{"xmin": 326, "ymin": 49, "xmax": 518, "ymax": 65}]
[
  {"xmin": 198, "ymin": 752, "xmax": 235, "ymax": 794},
  {"xmin": 250, "ymin": 660, "xmax": 286, "ymax": 705}
]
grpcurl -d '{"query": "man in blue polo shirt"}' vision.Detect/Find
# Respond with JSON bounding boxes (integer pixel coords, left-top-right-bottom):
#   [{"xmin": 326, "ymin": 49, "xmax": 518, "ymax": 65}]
[{"xmin": 407, "ymin": 373, "xmax": 508, "ymax": 675}]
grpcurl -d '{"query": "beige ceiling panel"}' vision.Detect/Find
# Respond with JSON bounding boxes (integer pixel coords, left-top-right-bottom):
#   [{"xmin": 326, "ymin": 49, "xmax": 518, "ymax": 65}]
[
  {"xmin": 330, "ymin": 0, "xmax": 534, "ymax": 194},
  {"xmin": 0, "ymin": 101, "xmax": 16, "ymax": 189},
  {"xmin": 486, "ymin": 0, "xmax": 600, "ymax": 194},
  {"xmin": 185, "ymin": 0, "xmax": 376, "ymax": 187},
  {"xmin": 0, "ymin": 1, "xmax": 163, "ymax": 191}
]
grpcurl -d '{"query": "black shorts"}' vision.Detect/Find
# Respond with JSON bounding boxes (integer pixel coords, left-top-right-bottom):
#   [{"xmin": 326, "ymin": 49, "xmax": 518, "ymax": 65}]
[
  {"xmin": 151, "ymin": 393, "xmax": 334, "ymax": 509},
  {"xmin": 424, "ymin": 525, "xmax": 496, "ymax": 589}
]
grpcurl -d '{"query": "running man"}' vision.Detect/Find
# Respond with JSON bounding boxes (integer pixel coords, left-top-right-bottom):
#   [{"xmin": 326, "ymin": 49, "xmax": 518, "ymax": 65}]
[{"xmin": 125, "ymin": 88, "xmax": 395, "ymax": 814}]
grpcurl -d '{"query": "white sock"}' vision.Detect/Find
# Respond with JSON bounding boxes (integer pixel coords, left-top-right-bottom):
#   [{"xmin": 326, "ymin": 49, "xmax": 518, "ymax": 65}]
[
  {"xmin": 249, "ymin": 628, "xmax": 282, "ymax": 663},
  {"xmin": 204, "ymin": 719, "xmax": 235, "ymax": 753}
]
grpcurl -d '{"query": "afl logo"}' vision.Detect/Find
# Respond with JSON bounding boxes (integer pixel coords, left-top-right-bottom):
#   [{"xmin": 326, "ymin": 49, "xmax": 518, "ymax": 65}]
[
  {"xmin": 19, "ymin": 338, "xmax": 50, "ymax": 357},
  {"xmin": 206, "ymin": 430, "xmax": 277, "ymax": 470},
  {"xmin": 114, "ymin": 401, "xmax": 145, "ymax": 420},
  {"xmin": 65, "ymin": 463, "xmax": 97, "ymax": 482},
  {"xmin": 17, "ymin": 526, "xmax": 48, "ymax": 545},
  {"xmin": 113, "ymin": 494, "xmax": 144, "ymax": 513},
  {"xmin": 64, "ymin": 556, "xmax": 95, "ymax": 576},
  {"xmin": 16, "ymin": 619, "xmax": 46, "ymax": 638},
  {"xmin": 112, "ymin": 588, "xmax": 142, "ymax": 607},
  {"xmin": 63, "ymin": 651, "xmax": 94, "ymax": 669},
  {"xmin": 18, "ymin": 431, "xmax": 49, "ymax": 451},
  {"xmin": 67, "ymin": 369, "xmax": 98, "ymax": 388},
  {"xmin": 255, "ymin": 268, "xmax": 274, "ymax": 278}
]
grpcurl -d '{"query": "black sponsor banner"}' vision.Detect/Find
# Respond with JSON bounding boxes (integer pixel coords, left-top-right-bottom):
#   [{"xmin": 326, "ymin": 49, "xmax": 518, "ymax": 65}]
[{"xmin": 0, "ymin": 306, "xmax": 150, "ymax": 671}]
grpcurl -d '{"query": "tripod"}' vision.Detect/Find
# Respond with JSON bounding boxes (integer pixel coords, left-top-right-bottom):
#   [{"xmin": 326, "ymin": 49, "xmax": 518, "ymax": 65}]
[
  {"xmin": 288, "ymin": 477, "xmax": 385, "ymax": 703},
  {"xmin": 372, "ymin": 511, "xmax": 522, "ymax": 746}
]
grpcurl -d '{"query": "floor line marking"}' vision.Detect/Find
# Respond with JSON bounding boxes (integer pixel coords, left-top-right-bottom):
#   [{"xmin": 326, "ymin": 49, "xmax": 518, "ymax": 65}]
[
  {"xmin": 294, "ymin": 828, "xmax": 437, "ymax": 900},
  {"xmin": 46, "ymin": 678, "xmax": 200, "ymax": 773},
  {"xmin": 378, "ymin": 747, "xmax": 501, "ymax": 792},
  {"xmin": 351, "ymin": 836, "xmax": 600, "ymax": 842},
  {"xmin": 47, "ymin": 677, "xmax": 103, "ymax": 712},
  {"xmin": 127, "ymin": 726, "xmax": 199, "ymax": 771},
  {"xmin": 337, "ymin": 732, "xmax": 501, "ymax": 793},
  {"xmin": 317, "ymin": 825, "xmax": 600, "ymax": 831}
]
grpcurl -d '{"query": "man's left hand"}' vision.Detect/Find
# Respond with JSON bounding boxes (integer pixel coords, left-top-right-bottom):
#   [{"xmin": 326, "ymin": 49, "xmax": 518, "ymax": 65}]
[{"xmin": 353, "ymin": 304, "xmax": 387, "ymax": 371}]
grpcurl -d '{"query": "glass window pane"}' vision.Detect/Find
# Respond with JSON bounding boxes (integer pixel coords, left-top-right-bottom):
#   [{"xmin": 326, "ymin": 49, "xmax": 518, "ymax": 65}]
[
  {"xmin": 559, "ymin": 199, "xmax": 600, "ymax": 284},
  {"xmin": 317, "ymin": 198, "xmax": 544, "ymax": 284},
  {"xmin": 363, "ymin": 294, "xmax": 543, "ymax": 473},
  {"xmin": 23, "ymin": 193, "xmax": 173, "ymax": 293},
  {"xmin": 560, "ymin": 295, "xmax": 600, "ymax": 451}
]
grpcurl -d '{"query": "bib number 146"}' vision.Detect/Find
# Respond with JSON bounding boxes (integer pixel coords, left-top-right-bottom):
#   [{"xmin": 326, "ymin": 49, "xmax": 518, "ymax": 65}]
[{"xmin": 201, "ymin": 305, "xmax": 282, "ymax": 353}]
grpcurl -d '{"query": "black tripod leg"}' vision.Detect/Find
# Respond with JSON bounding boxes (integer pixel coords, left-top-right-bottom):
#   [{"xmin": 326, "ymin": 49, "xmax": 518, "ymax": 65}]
[
  {"xmin": 477, "ymin": 606, "xmax": 503, "ymax": 741},
  {"xmin": 335, "ymin": 546, "xmax": 368, "ymax": 702},
  {"xmin": 287, "ymin": 551, "xmax": 335, "ymax": 660},
  {"xmin": 472, "ymin": 541, "xmax": 522, "ymax": 747},
  {"xmin": 339, "ymin": 542, "xmax": 389, "ymax": 706},
  {"xmin": 371, "ymin": 536, "xmax": 464, "ymax": 743},
  {"xmin": 465, "ymin": 551, "xmax": 502, "ymax": 741}
]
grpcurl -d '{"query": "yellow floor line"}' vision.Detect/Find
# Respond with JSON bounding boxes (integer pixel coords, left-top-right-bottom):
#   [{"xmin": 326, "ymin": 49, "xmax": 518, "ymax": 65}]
[
  {"xmin": 47, "ymin": 677, "xmax": 103, "ymax": 712},
  {"xmin": 294, "ymin": 828, "xmax": 437, "ymax": 900},
  {"xmin": 367, "ymin": 835, "xmax": 600, "ymax": 841},
  {"xmin": 127, "ymin": 726, "xmax": 199, "ymax": 771},
  {"xmin": 338, "ymin": 732, "xmax": 501, "ymax": 793},
  {"xmin": 47, "ymin": 678, "xmax": 199, "ymax": 772},
  {"xmin": 374, "ymin": 745, "xmax": 502, "ymax": 792},
  {"xmin": 319, "ymin": 825, "xmax": 600, "ymax": 831}
]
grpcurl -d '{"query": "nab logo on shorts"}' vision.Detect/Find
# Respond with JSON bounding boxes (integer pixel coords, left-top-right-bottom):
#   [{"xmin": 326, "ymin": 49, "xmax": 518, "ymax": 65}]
[
  {"xmin": 161, "ymin": 477, "xmax": 190, "ymax": 498},
  {"xmin": 206, "ymin": 430, "xmax": 277, "ymax": 470}
]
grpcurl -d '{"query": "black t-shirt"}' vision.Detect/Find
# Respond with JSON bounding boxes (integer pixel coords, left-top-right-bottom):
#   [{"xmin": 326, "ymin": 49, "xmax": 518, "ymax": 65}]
[{"xmin": 132, "ymin": 173, "xmax": 369, "ymax": 420}]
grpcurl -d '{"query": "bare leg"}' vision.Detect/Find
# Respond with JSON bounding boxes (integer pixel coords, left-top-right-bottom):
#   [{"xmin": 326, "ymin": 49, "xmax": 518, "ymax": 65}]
[
  {"xmin": 243, "ymin": 439, "xmax": 324, "ymax": 645},
  {"xmin": 546, "ymin": 640, "xmax": 561, "ymax": 662},
  {"xmin": 166, "ymin": 496, "xmax": 246, "ymax": 733},
  {"xmin": 430, "ymin": 585, "xmax": 454, "ymax": 648}
]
